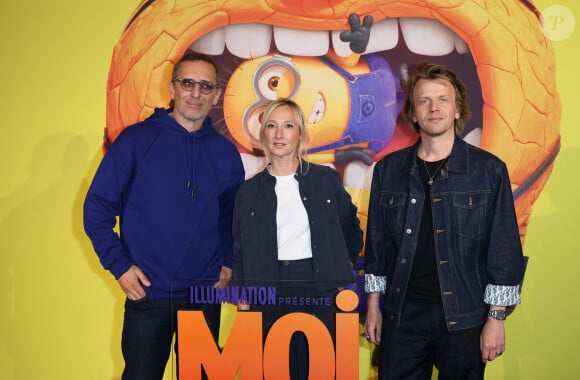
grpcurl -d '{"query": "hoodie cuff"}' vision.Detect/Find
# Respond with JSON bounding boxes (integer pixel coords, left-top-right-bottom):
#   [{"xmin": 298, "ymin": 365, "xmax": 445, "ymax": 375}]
[{"xmin": 108, "ymin": 256, "xmax": 135, "ymax": 280}]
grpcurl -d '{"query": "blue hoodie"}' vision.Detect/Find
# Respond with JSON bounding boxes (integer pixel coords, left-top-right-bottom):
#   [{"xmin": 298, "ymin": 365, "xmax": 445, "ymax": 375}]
[{"xmin": 84, "ymin": 108, "xmax": 244, "ymax": 298}]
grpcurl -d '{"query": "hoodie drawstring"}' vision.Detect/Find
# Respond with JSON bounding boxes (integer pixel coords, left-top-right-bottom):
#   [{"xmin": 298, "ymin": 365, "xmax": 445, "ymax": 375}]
[{"xmin": 185, "ymin": 132, "xmax": 197, "ymax": 198}]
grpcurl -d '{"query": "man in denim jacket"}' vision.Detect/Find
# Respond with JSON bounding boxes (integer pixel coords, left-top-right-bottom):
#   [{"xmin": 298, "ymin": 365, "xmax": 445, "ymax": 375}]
[{"xmin": 364, "ymin": 63, "xmax": 525, "ymax": 380}]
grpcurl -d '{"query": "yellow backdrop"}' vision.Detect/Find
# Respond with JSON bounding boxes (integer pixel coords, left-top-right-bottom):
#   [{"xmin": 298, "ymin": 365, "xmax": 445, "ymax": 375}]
[{"xmin": 0, "ymin": 1, "xmax": 578, "ymax": 379}]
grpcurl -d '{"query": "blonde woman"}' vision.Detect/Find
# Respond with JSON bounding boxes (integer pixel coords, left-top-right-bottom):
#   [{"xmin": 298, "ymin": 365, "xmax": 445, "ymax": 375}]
[{"xmin": 233, "ymin": 98, "xmax": 363, "ymax": 378}]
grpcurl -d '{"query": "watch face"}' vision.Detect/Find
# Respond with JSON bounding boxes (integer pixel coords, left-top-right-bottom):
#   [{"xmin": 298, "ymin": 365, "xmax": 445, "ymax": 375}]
[{"xmin": 490, "ymin": 310, "xmax": 506, "ymax": 320}]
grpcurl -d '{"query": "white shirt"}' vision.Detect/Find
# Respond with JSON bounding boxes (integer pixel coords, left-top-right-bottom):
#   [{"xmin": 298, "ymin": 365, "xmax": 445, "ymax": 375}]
[{"xmin": 273, "ymin": 173, "xmax": 313, "ymax": 260}]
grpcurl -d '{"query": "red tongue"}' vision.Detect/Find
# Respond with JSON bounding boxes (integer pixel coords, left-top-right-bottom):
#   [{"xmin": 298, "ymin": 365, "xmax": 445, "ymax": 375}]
[{"xmin": 376, "ymin": 121, "xmax": 418, "ymax": 161}]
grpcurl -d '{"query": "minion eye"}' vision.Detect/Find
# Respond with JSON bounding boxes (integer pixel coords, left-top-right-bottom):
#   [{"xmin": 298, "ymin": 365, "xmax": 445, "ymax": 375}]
[
  {"xmin": 253, "ymin": 55, "xmax": 301, "ymax": 101},
  {"xmin": 257, "ymin": 65, "xmax": 288, "ymax": 100},
  {"xmin": 268, "ymin": 76, "xmax": 280, "ymax": 91}
]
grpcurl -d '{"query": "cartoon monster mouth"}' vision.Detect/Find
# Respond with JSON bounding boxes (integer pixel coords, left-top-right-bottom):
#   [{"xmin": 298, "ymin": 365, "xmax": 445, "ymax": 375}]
[
  {"xmin": 106, "ymin": 1, "xmax": 561, "ymax": 241},
  {"xmin": 192, "ymin": 17, "xmax": 484, "ymax": 148},
  {"xmin": 109, "ymin": 10, "xmax": 482, "ymax": 148}
]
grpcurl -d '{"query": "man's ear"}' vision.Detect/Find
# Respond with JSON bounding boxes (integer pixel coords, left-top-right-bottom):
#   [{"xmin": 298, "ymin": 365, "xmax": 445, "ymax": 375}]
[
  {"xmin": 168, "ymin": 81, "xmax": 175, "ymax": 101},
  {"xmin": 213, "ymin": 87, "xmax": 223, "ymax": 106}
]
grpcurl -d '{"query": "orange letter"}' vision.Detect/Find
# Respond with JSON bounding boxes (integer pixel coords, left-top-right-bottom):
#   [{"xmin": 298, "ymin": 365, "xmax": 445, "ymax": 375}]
[
  {"xmin": 335, "ymin": 290, "xmax": 360, "ymax": 380},
  {"xmin": 263, "ymin": 312, "xmax": 334, "ymax": 380},
  {"xmin": 178, "ymin": 310, "xmax": 263, "ymax": 379}
]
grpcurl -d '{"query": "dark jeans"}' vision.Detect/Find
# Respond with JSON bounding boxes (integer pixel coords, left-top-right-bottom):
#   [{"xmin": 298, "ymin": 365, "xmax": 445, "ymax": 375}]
[
  {"xmin": 121, "ymin": 296, "xmax": 221, "ymax": 380},
  {"xmin": 378, "ymin": 300, "xmax": 485, "ymax": 380}
]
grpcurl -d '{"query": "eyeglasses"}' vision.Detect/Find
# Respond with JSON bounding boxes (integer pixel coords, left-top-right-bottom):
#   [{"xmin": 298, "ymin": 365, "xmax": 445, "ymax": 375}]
[{"xmin": 173, "ymin": 78, "xmax": 219, "ymax": 94}]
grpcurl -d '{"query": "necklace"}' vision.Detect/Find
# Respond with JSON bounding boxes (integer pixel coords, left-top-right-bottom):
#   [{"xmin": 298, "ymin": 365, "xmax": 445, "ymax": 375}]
[{"xmin": 422, "ymin": 157, "xmax": 448, "ymax": 186}]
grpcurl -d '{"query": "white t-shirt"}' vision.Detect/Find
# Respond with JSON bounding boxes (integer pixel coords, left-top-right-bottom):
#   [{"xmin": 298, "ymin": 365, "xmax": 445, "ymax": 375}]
[{"xmin": 273, "ymin": 173, "xmax": 313, "ymax": 260}]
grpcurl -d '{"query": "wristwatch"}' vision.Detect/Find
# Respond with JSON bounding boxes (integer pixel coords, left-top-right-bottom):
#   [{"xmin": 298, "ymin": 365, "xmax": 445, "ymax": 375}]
[{"xmin": 488, "ymin": 309, "xmax": 507, "ymax": 321}]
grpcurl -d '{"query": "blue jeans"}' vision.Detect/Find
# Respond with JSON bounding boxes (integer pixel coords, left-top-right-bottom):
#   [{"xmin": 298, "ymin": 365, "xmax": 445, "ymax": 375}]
[
  {"xmin": 378, "ymin": 300, "xmax": 485, "ymax": 380},
  {"xmin": 121, "ymin": 296, "xmax": 221, "ymax": 380}
]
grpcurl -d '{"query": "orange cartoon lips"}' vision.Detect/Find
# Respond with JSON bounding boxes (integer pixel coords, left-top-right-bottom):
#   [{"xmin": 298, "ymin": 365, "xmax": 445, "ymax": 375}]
[{"xmin": 106, "ymin": 0, "xmax": 561, "ymax": 243}]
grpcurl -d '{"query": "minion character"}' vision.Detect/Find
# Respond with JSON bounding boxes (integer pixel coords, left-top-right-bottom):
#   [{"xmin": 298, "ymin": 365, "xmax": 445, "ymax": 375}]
[{"xmin": 224, "ymin": 52, "xmax": 404, "ymax": 167}]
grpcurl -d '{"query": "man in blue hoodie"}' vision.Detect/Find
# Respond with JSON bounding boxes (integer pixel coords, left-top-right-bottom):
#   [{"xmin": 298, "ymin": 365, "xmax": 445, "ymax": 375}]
[{"xmin": 84, "ymin": 52, "xmax": 245, "ymax": 380}]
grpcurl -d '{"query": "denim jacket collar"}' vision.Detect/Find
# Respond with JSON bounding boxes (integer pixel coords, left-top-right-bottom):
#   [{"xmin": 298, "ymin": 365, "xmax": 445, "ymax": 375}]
[{"xmin": 401, "ymin": 136, "xmax": 470, "ymax": 176}]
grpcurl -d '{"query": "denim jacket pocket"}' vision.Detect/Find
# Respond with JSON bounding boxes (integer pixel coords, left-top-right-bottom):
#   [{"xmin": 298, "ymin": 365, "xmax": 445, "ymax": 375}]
[
  {"xmin": 452, "ymin": 192, "xmax": 488, "ymax": 238},
  {"xmin": 379, "ymin": 192, "xmax": 407, "ymax": 238}
]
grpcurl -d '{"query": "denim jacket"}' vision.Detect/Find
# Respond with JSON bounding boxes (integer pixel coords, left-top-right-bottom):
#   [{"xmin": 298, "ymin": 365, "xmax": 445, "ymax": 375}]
[
  {"xmin": 365, "ymin": 137, "xmax": 525, "ymax": 331},
  {"xmin": 233, "ymin": 161, "xmax": 363, "ymax": 289}
]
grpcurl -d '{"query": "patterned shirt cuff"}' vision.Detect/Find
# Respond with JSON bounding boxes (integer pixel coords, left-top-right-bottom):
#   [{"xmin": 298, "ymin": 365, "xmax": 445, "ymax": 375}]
[
  {"xmin": 484, "ymin": 284, "xmax": 521, "ymax": 306},
  {"xmin": 365, "ymin": 274, "xmax": 386, "ymax": 293}
]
